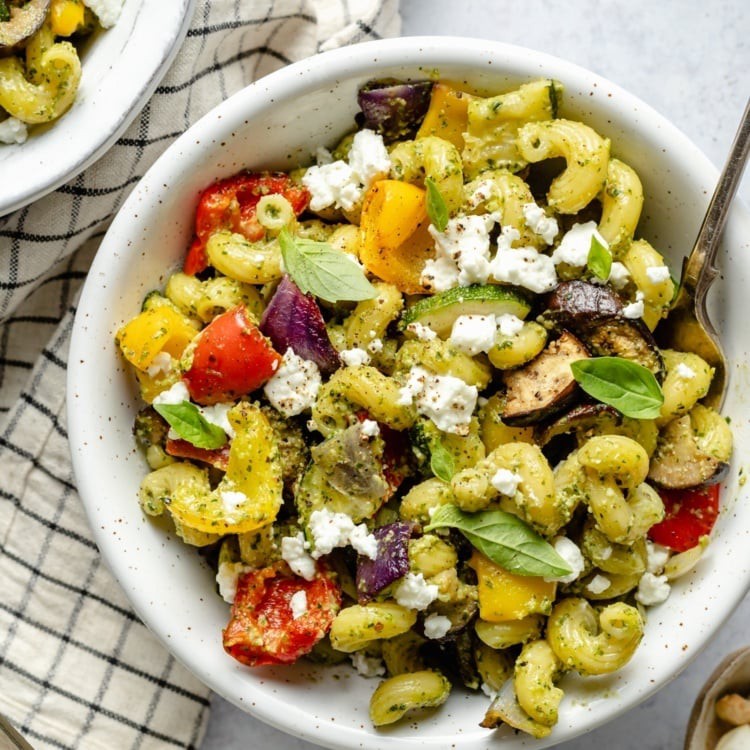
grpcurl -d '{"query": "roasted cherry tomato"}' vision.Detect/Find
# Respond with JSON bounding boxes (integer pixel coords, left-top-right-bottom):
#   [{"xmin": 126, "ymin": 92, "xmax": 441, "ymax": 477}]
[
  {"xmin": 223, "ymin": 564, "xmax": 341, "ymax": 667},
  {"xmin": 184, "ymin": 172, "xmax": 310, "ymax": 275},
  {"xmin": 165, "ymin": 438, "xmax": 230, "ymax": 470},
  {"xmin": 648, "ymin": 484, "xmax": 721, "ymax": 552},
  {"xmin": 182, "ymin": 305, "xmax": 281, "ymax": 405}
]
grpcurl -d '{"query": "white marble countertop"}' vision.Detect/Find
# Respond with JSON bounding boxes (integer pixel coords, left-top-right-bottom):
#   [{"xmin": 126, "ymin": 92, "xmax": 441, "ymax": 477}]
[{"xmin": 202, "ymin": 2, "xmax": 750, "ymax": 748}]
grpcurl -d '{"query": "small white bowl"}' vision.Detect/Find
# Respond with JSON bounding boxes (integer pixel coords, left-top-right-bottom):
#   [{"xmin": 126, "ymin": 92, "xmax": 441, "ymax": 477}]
[
  {"xmin": 0, "ymin": 0, "xmax": 194, "ymax": 216},
  {"xmin": 68, "ymin": 36, "xmax": 750, "ymax": 750}
]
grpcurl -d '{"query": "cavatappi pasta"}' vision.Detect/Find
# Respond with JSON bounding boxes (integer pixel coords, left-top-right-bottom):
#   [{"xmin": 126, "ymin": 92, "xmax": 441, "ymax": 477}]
[
  {"xmin": 116, "ymin": 77, "xmax": 733, "ymax": 737},
  {"xmin": 0, "ymin": 0, "xmax": 123, "ymax": 144}
]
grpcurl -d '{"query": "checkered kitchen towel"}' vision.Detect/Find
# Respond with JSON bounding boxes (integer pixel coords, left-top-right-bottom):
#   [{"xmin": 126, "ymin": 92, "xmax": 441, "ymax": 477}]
[{"xmin": 0, "ymin": 1, "xmax": 399, "ymax": 748}]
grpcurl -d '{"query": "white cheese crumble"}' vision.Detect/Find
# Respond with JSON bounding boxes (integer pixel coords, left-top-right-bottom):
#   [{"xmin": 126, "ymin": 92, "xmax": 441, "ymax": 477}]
[
  {"xmin": 350, "ymin": 651, "xmax": 386, "ymax": 678},
  {"xmin": 622, "ymin": 291, "xmax": 645, "ymax": 319},
  {"xmin": 289, "ymin": 590, "xmax": 308, "ymax": 620},
  {"xmin": 339, "ymin": 347, "xmax": 371, "ymax": 367},
  {"xmin": 586, "ymin": 574, "xmax": 611, "ymax": 595},
  {"xmin": 551, "ymin": 221, "xmax": 609, "ymax": 267},
  {"xmin": 675, "ymin": 362, "xmax": 696, "ymax": 380},
  {"xmin": 496, "ymin": 313, "xmax": 525, "ymax": 337},
  {"xmin": 200, "ymin": 402, "xmax": 237, "ymax": 438},
  {"xmin": 608, "ymin": 261, "xmax": 631, "ymax": 290},
  {"xmin": 397, "ymin": 366, "xmax": 478, "ymax": 435},
  {"xmin": 145, "ymin": 351, "xmax": 172, "ymax": 378},
  {"xmin": 393, "ymin": 572, "xmax": 439, "ymax": 611},
  {"xmin": 0, "ymin": 117, "xmax": 28, "ymax": 145},
  {"xmin": 302, "ymin": 129, "xmax": 389, "ymax": 211},
  {"xmin": 646, "ymin": 541, "xmax": 671, "ymax": 575},
  {"xmin": 466, "ymin": 179, "xmax": 497, "ymax": 210},
  {"xmin": 307, "ymin": 509, "xmax": 378, "ymax": 560},
  {"xmin": 82, "ymin": 0, "xmax": 124, "ymax": 28},
  {"xmin": 522, "ymin": 202, "xmax": 559, "ymax": 245},
  {"xmin": 280, "ymin": 532, "xmax": 316, "ymax": 581},
  {"xmin": 646, "ymin": 265, "xmax": 671, "ymax": 283},
  {"xmin": 635, "ymin": 572, "xmax": 671, "ymax": 606},
  {"xmin": 360, "ymin": 419, "xmax": 380, "ymax": 438},
  {"xmin": 449, "ymin": 315, "xmax": 497, "ymax": 356},
  {"xmin": 423, "ymin": 613, "xmax": 452, "ymax": 639},
  {"xmin": 406, "ymin": 322, "xmax": 438, "ymax": 341},
  {"xmin": 489, "ymin": 243, "xmax": 558, "ymax": 294},
  {"xmin": 152, "ymin": 379, "xmax": 191, "ymax": 405},
  {"xmin": 544, "ymin": 537, "xmax": 585, "ymax": 585},
  {"xmin": 490, "ymin": 468, "xmax": 522, "ymax": 496},
  {"xmin": 220, "ymin": 490, "xmax": 247, "ymax": 522},
  {"xmin": 367, "ymin": 338, "xmax": 384, "ymax": 354},
  {"xmin": 263, "ymin": 348, "xmax": 321, "ymax": 417},
  {"xmin": 216, "ymin": 561, "xmax": 249, "ymax": 604},
  {"xmin": 422, "ymin": 214, "xmax": 499, "ymax": 291}
]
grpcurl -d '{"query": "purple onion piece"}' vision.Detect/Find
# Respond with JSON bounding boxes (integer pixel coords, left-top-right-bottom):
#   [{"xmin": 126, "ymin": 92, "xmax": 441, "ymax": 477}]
[
  {"xmin": 356, "ymin": 521, "xmax": 415, "ymax": 603},
  {"xmin": 260, "ymin": 276, "xmax": 341, "ymax": 375},
  {"xmin": 357, "ymin": 79, "xmax": 434, "ymax": 141}
]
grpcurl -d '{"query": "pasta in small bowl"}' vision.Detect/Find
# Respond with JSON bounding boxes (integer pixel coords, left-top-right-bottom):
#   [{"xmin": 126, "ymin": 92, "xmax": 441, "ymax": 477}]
[{"xmin": 68, "ymin": 37, "xmax": 750, "ymax": 750}]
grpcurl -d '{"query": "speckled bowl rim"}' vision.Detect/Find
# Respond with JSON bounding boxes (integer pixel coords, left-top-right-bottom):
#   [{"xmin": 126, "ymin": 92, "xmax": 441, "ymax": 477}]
[{"xmin": 68, "ymin": 36, "xmax": 750, "ymax": 750}]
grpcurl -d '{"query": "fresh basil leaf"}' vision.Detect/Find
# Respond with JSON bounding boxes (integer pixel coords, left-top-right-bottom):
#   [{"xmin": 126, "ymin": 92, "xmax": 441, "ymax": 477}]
[
  {"xmin": 279, "ymin": 228, "xmax": 376, "ymax": 303},
  {"xmin": 153, "ymin": 401, "xmax": 228, "ymax": 450},
  {"xmin": 424, "ymin": 504, "xmax": 572, "ymax": 578},
  {"xmin": 0, "ymin": 1, "xmax": 9, "ymax": 22},
  {"xmin": 587, "ymin": 235, "xmax": 612, "ymax": 281},
  {"xmin": 425, "ymin": 176, "xmax": 449, "ymax": 232},
  {"xmin": 570, "ymin": 356, "xmax": 664, "ymax": 419},
  {"xmin": 430, "ymin": 439, "xmax": 455, "ymax": 482}
]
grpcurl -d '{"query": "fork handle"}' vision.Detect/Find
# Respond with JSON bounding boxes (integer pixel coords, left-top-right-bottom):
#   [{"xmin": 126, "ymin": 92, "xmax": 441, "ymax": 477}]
[{"xmin": 682, "ymin": 97, "xmax": 750, "ymax": 302}]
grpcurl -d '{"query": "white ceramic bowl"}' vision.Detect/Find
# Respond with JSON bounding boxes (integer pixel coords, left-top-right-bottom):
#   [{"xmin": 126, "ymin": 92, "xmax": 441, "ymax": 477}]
[
  {"xmin": 0, "ymin": 0, "xmax": 194, "ymax": 216},
  {"xmin": 68, "ymin": 36, "xmax": 750, "ymax": 750}
]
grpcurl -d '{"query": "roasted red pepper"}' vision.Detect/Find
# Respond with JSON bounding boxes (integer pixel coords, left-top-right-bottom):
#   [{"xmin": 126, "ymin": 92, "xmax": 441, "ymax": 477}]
[{"xmin": 648, "ymin": 484, "xmax": 721, "ymax": 552}]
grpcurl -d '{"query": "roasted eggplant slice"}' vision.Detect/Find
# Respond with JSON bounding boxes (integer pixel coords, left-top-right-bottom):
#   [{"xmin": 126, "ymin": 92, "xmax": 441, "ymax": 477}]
[
  {"xmin": 543, "ymin": 280, "xmax": 664, "ymax": 379},
  {"xmin": 502, "ymin": 330, "xmax": 589, "ymax": 426},
  {"xmin": 648, "ymin": 405, "xmax": 732, "ymax": 490},
  {"xmin": 536, "ymin": 403, "xmax": 621, "ymax": 446},
  {"xmin": 0, "ymin": 0, "xmax": 50, "ymax": 48}
]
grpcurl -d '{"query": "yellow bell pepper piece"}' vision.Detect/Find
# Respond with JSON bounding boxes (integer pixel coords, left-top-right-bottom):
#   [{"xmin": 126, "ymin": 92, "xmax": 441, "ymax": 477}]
[
  {"xmin": 50, "ymin": 0, "xmax": 85, "ymax": 36},
  {"xmin": 470, "ymin": 551, "xmax": 557, "ymax": 622},
  {"xmin": 169, "ymin": 402, "xmax": 283, "ymax": 534},
  {"xmin": 359, "ymin": 180, "xmax": 434, "ymax": 295},
  {"xmin": 416, "ymin": 83, "xmax": 473, "ymax": 151},
  {"xmin": 116, "ymin": 306, "xmax": 198, "ymax": 371}
]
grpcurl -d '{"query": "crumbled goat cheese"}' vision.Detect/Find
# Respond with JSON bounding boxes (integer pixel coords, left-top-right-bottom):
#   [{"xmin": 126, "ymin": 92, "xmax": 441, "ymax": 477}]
[
  {"xmin": 406, "ymin": 322, "xmax": 438, "ymax": 341},
  {"xmin": 646, "ymin": 541, "xmax": 671, "ymax": 574},
  {"xmin": 264, "ymin": 348, "xmax": 321, "ymax": 417},
  {"xmin": 586, "ymin": 574, "xmax": 611, "ymax": 595},
  {"xmin": 544, "ymin": 537, "xmax": 585, "ymax": 585},
  {"xmin": 466, "ymin": 179, "xmax": 497, "ymax": 210},
  {"xmin": 635, "ymin": 572, "xmax": 671, "ymax": 606},
  {"xmin": 489, "ymin": 243, "xmax": 558, "ymax": 294},
  {"xmin": 422, "ymin": 214, "xmax": 499, "ymax": 291},
  {"xmin": 551, "ymin": 221, "xmax": 609, "ymax": 267},
  {"xmin": 646, "ymin": 265, "xmax": 671, "ymax": 283},
  {"xmin": 622, "ymin": 291, "xmax": 645, "ymax": 319},
  {"xmin": 152, "ymin": 379, "xmax": 191, "ymax": 405},
  {"xmin": 289, "ymin": 590, "xmax": 308, "ymax": 620},
  {"xmin": 302, "ymin": 129, "xmax": 389, "ymax": 211},
  {"xmin": 449, "ymin": 315, "xmax": 497, "ymax": 356},
  {"xmin": 0, "ymin": 117, "xmax": 28, "ymax": 145},
  {"xmin": 281, "ymin": 532, "xmax": 316, "ymax": 581},
  {"xmin": 490, "ymin": 468, "xmax": 522, "ymax": 496},
  {"xmin": 393, "ymin": 573, "xmax": 439, "ymax": 611},
  {"xmin": 220, "ymin": 490, "xmax": 247, "ymax": 522},
  {"xmin": 307, "ymin": 509, "xmax": 378, "ymax": 560},
  {"xmin": 350, "ymin": 652, "xmax": 386, "ymax": 678},
  {"xmin": 340, "ymin": 347, "xmax": 371, "ymax": 367},
  {"xmin": 82, "ymin": 0, "xmax": 124, "ymax": 28},
  {"xmin": 397, "ymin": 366, "xmax": 478, "ymax": 435},
  {"xmin": 200, "ymin": 402, "xmax": 237, "ymax": 438},
  {"xmin": 522, "ymin": 202, "xmax": 559, "ymax": 245},
  {"xmin": 675, "ymin": 362, "xmax": 696, "ymax": 380},
  {"xmin": 360, "ymin": 419, "xmax": 380, "ymax": 437},
  {"xmin": 608, "ymin": 261, "xmax": 631, "ymax": 289},
  {"xmin": 146, "ymin": 351, "xmax": 173, "ymax": 378},
  {"xmin": 496, "ymin": 313, "xmax": 525, "ymax": 337},
  {"xmin": 216, "ymin": 561, "xmax": 249, "ymax": 604},
  {"xmin": 367, "ymin": 338, "xmax": 384, "ymax": 354},
  {"xmin": 423, "ymin": 614, "xmax": 452, "ymax": 640}
]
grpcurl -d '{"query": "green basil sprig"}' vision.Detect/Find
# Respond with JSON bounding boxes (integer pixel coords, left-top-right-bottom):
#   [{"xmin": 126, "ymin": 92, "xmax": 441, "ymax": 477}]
[
  {"xmin": 279, "ymin": 228, "xmax": 376, "ymax": 304},
  {"xmin": 425, "ymin": 504, "xmax": 572, "ymax": 578},
  {"xmin": 570, "ymin": 356, "xmax": 664, "ymax": 419},
  {"xmin": 153, "ymin": 401, "xmax": 228, "ymax": 450},
  {"xmin": 429, "ymin": 439, "xmax": 455, "ymax": 483},
  {"xmin": 425, "ymin": 176, "xmax": 449, "ymax": 232},
  {"xmin": 587, "ymin": 235, "xmax": 612, "ymax": 281}
]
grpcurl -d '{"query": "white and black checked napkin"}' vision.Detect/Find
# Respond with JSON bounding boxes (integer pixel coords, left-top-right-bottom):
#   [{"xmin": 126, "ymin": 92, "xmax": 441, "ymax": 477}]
[{"xmin": 0, "ymin": 1, "xmax": 399, "ymax": 748}]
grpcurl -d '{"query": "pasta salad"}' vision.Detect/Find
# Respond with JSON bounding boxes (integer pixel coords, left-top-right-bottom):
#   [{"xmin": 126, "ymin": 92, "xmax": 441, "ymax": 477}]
[
  {"xmin": 0, "ymin": 0, "xmax": 124, "ymax": 144},
  {"xmin": 116, "ymin": 77, "xmax": 733, "ymax": 738}
]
